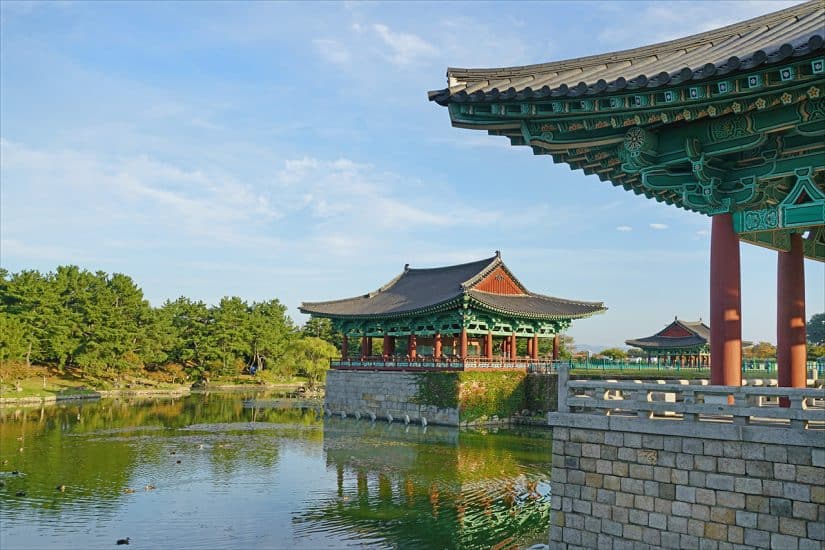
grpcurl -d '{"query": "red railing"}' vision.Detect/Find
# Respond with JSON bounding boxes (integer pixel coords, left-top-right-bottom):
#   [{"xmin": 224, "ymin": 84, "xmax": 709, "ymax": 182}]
[{"xmin": 329, "ymin": 356, "xmax": 560, "ymax": 372}]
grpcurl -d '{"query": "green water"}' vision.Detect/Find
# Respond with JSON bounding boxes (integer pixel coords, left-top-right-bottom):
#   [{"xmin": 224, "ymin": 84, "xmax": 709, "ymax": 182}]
[{"xmin": 0, "ymin": 392, "xmax": 551, "ymax": 549}]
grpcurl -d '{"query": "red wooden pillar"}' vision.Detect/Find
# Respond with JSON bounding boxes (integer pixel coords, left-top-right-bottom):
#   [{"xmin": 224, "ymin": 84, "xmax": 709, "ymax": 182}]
[
  {"xmin": 341, "ymin": 335, "xmax": 348, "ymax": 359},
  {"xmin": 777, "ymin": 233, "xmax": 807, "ymax": 397},
  {"xmin": 527, "ymin": 338, "xmax": 533, "ymax": 358},
  {"xmin": 710, "ymin": 214, "xmax": 742, "ymax": 388},
  {"xmin": 531, "ymin": 334, "xmax": 539, "ymax": 360},
  {"xmin": 408, "ymin": 334, "xmax": 417, "ymax": 360},
  {"xmin": 510, "ymin": 333, "xmax": 517, "ymax": 359},
  {"xmin": 383, "ymin": 335, "xmax": 393, "ymax": 357},
  {"xmin": 434, "ymin": 333, "xmax": 442, "ymax": 358},
  {"xmin": 361, "ymin": 336, "xmax": 368, "ymax": 358},
  {"xmin": 552, "ymin": 335, "xmax": 560, "ymax": 361},
  {"xmin": 485, "ymin": 332, "xmax": 493, "ymax": 358},
  {"xmin": 460, "ymin": 328, "xmax": 468, "ymax": 359}
]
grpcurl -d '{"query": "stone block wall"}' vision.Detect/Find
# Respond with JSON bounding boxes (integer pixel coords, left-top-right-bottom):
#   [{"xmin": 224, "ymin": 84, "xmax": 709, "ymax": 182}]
[
  {"xmin": 325, "ymin": 370, "xmax": 459, "ymax": 426},
  {"xmin": 549, "ymin": 425, "xmax": 825, "ymax": 549}
]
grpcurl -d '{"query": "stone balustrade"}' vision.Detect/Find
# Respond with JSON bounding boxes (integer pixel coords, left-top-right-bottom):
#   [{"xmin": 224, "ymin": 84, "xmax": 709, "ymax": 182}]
[{"xmin": 548, "ymin": 366, "xmax": 825, "ymax": 549}]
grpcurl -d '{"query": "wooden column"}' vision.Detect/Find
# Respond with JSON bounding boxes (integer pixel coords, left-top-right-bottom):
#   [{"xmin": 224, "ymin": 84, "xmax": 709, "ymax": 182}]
[
  {"xmin": 408, "ymin": 334, "xmax": 417, "ymax": 360},
  {"xmin": 552, "ymin": 335, "xmax": 560, "ymax": 361},
  {"xmin": 485, "ymin": 332, "xmax": 493, "ymax": 359},
  {"xmin": 383, "ymin": 335, "xmax": 394, "ymax": 357},
  {"xmin": 710, "ymin": 213, "xmax": 742, "ymax": 388},
  {"xmin": 434, "ymin": 333, "xmax": 442, "ymax": 358},
  {"xmin": 510, "ymin": 333, "xmax": 517, "ymax": 359},
  {"xmin": 527, "ymin": 338, "xmax": 533, "ymax": 358},
  {"xmin": 777, "ymin": 232, "xmax": 807, "ymax": 396},
  {"xmin": 460, "ymin": 328, "xmax": 468, "ymax": 359},
  {"xmin": 361, "ymin": 336, "xmax": 368, "ymax": 358},
  {"xmin": 531, "ymin": 334, "xmax": 539, "ymax": 360},
  {"xmin": 341, "ymin": 334, "xmax": 348, "ymax": 359}
]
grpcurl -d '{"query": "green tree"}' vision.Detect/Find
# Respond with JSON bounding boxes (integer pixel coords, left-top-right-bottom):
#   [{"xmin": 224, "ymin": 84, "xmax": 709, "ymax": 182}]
[
  {"xmin": 807, "ymin": 313, "xmax": 825, "ymax": 346},
  {"xmin": 282, "ymin": 337, "xmax": 337, "ymax": 387},
  {"xmin": 744, "ymin": 341, "xmax": 776, "ymax": 360},
  {"xmin": 301, "ymin": 317, "xmax": 341, "ymax": 348},
  {"xmin": 248, "ymin": 299, "xmax": 295, "ymax": 372},
  {"xmin": 600, "ymin": 347, "xmax": 628, "ymax": 361}
]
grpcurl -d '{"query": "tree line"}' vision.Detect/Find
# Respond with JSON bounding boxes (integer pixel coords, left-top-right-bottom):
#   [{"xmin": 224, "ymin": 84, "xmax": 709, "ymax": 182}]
[{"xmin": 0, "ymin": 266, "xmax": 338, "ymax": 384}]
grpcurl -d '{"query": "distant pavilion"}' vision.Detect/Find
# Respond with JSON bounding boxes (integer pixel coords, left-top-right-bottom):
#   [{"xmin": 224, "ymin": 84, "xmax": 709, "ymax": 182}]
[
  {"xmin": 626, "ymin": 318, "xmax": 710, "ymax": 368},
  {"xmin": 300, "ymin": 253, "xmax": 606, "ymax": 370},
  {"xmin": 429, "ymin": 1, "xmax": 824, "ymax": 388}
]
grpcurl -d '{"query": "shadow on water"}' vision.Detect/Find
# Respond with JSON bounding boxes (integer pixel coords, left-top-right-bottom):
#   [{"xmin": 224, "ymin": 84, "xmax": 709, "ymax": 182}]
[{"xmin": 0, "ymin": 392, "xmax": 550, "ymax": 549}]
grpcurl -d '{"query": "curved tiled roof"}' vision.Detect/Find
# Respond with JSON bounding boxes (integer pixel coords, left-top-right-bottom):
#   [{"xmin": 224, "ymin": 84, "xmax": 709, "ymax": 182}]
[
  {"xmin": 299, "ymin": 254, "xmax": 606, "ymax": 320},
  {"xmin": 428, "ymin": 0, "xmax": 824, "ymax": 105},
  {"xmin": 625, "ymin": 319, "xmax": 710, "ymax": 350},
  {"xmin": 468, "ymin": 290, "xmax": 605, "ymax": 319}
]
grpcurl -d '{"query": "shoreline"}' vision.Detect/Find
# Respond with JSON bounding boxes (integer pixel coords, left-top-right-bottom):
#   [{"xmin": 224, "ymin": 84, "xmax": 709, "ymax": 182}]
[{"xmin": 0, "ymin": 382, "xmax": 313, "ymax": 407}]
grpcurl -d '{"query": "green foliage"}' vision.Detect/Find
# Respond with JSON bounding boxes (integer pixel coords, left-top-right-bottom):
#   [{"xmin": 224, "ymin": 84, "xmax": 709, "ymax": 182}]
[
  {"xmin": 599, "ymin": 347, "xmax": 628, "ymax": 361},
  {"xmin": 458, "ymin": 371, "xmax": 527, "ymax": 422},
  {"xmin": 413, "ymin": 372, "xmax": 459, "ymax": 409},
  {"xmin": 744, "ymin": 341, "xmax": 776, "ymax": 359},
  {"xmin": 281, "ymin": 337, "xmax": 338, "ymax": 387},
  {"xmin": 807, "ymin": 313, "xmax": 825, "ymax": 346},
  {"xmin": 413, "ymin": 371, "xmax": 527, "ymax": 422},
  {"xmin": 0, "ymin": 265, "xmax": 309, "ymax": 383},
  {"xmin": 301, "ymin": 317, "xmax": 342, "ymax": 349}
]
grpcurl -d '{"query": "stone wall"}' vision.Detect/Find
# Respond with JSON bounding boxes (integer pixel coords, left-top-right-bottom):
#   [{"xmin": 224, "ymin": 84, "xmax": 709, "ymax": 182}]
[
  {"xmin": 548, "ymin": 371, "xmax": 825, "ymax": 549},
  {"xmin": 549, "ymin": 425, "xmax": 824, "ymax": 549},
  {"xmin": 324, "ymin": 370, "xmax": 459, "ymax": 426}
]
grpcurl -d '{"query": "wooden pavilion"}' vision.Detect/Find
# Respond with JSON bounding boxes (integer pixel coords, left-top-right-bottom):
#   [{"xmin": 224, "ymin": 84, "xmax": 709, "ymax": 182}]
[
  {"xmin": 299, "ymin": 252, "xmax": 605, "ymax": 370},
  {"xmin": 429, "ymin": 1, "xmax": 824, "ymax": 389},
  {"xmin": 626, "ymin": 318, "xmax": 710, "ymax": 368}
]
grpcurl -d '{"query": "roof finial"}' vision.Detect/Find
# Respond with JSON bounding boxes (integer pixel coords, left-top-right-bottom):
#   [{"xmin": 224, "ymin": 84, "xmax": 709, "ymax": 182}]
[
  {"xmin": 404, "ymin": 263, "xmax": 410, "ymax": 271},
  {"xmin": 495, "ymin": 250, "xmax": 501, "ymax": 258}
]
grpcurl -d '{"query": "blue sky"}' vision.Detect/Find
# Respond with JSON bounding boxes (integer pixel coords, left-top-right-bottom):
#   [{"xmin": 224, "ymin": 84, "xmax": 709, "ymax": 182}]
[{"xmin": 1, "ymin": 0, "xmax": 822, "ymax": 349}]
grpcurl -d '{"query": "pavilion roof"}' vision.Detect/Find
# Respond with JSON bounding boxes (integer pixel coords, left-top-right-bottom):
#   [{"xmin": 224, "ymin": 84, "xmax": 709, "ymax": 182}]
[
  {"xmin": 625, "ymin": 318, "xmax": 710, "ymax": 350},
  {"xmin": 299, "ymin": 253, "xmax": 606, "ymax": 320},
  {"xmin": 428, "ymin": 1, "xmax": 824, "ymax": 105}
]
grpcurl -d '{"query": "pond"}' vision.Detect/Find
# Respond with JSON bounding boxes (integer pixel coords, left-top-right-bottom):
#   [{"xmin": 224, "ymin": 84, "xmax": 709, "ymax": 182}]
[{"xmin": 0, "ymin": 392, "xmax": 551, "ymax": 549}]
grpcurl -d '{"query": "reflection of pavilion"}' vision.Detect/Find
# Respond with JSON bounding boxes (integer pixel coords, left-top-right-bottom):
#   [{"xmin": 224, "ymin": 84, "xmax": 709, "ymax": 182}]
[
  {"xmin": 428, "ymin": 1, "xmax": 824, "ymax": 390},
  {"xmin": 293, "ymin": 419, "xmax": 551, "ymax": 548},
  {"xmin": 300, "ymin": 253, "xmax": 605, "ymax": 371},
  {"xmin": 626, "ymin": 317, "xmax": 711, "ymax": 368}
]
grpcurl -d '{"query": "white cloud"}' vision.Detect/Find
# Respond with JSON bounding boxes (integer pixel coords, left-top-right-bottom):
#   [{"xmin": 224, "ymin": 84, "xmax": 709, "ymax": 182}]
[
  {"xmin": 616, "ymin": 225, "xmax": 632, "ymax": 232},
  {"xmin": 313, "ymin": 39, "xmax": 352, "ymax": 66},
  {"xmin": 696, "ymin": 229, "xmax": 710, "ymax": 237},
  {"xmin": 0, "ymin": 139, "xmax": 281, "ymax": 249},
  {"xmin": 596, "ymin": 1, "xmax": 803, "ymax": 47},
  {"xmin": 372, "ymin": 23, "xmax": 437, "ymax": 65},
  {"xmin": 650, "ymin": 223, "xmax": 669, "ymax": 230}
]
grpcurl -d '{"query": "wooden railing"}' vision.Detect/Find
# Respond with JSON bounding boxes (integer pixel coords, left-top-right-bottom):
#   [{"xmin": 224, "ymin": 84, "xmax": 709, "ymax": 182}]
[
  {"xmin": 555, "ymin": 366, "xmax": 825, "ymax": 430},
  {"xmin": 329, "ymin": 356, "xmax": 559, "ymax": 371}
]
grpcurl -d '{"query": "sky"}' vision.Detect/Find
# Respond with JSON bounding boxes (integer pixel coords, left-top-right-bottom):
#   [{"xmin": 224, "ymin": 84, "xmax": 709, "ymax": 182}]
[{"xmin": 1, "ymin": 0, "xmax": 822, "ymax": 350}]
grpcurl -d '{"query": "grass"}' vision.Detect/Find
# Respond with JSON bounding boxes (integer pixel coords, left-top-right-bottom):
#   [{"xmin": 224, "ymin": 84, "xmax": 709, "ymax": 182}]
[{"xmin": 0, "ymin": 363, "xmax": 310, "ymax": 401}]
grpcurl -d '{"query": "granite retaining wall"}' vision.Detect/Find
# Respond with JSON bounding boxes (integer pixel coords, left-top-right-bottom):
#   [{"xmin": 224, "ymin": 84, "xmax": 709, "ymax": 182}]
[{"xmin": 324, "ymin": 370, "xmax": 459, "ymax": 426}]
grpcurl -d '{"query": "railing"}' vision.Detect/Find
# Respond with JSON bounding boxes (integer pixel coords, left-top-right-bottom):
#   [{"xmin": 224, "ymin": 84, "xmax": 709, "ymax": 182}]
[
  {"xmin": 555, "ymin": 366, "xmax": 825, "ymax": 430},
  {"xmin": 330, "ymin": 356, "xmax": 558, "ymax": 371},
  {"xmin": 563, "ymin": 359, "xmax": 825, "ymax": 376}
]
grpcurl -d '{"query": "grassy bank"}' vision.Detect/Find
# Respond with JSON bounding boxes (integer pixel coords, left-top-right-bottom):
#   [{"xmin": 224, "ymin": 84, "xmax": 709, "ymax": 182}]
[{"xmin": 0, "ymin": 364, "xmax": 311, "ymax": 404}]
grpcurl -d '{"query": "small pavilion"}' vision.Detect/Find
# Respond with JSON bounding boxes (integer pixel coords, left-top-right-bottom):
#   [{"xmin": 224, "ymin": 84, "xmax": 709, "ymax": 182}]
[
  {"xmin": 299, "ymin": 253, "xmax": 606, "ymax": 370},
  {"xmin": 626, "ymin": 318, "xmax": 710, "ymax": 368},
  {"xmin": 429, "ymin": 1, "xmax": 824, "ymax": 389}
]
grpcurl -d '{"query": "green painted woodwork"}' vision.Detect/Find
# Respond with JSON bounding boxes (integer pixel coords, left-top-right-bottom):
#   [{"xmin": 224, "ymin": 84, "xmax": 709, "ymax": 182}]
[
  {"xmin": 444, "ymin": 57, "xmax": 825, "ymax": 261},
  {"xmin": 330, "ymin": 305, "xmax": 570, "ymax": 339}
]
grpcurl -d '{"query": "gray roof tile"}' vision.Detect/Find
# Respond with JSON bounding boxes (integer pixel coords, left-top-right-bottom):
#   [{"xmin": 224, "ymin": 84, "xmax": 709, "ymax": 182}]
[
  {"xmin": 300, "ymin": 254, "xmax": 606, "ymax": 320},
  {"xmin": 429, "ymin": 0, "xmax": 824, "ymax": 105}
]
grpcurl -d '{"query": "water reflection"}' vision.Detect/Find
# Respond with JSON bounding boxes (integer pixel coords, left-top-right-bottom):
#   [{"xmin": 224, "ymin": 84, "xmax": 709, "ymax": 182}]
[
  {"xmin": 296, "ymin": 419, "xmax": 551, "ymax": 548},
  {"xmin": 0, "ymin": 393, "xmax": 550, "ymax": 549}
]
